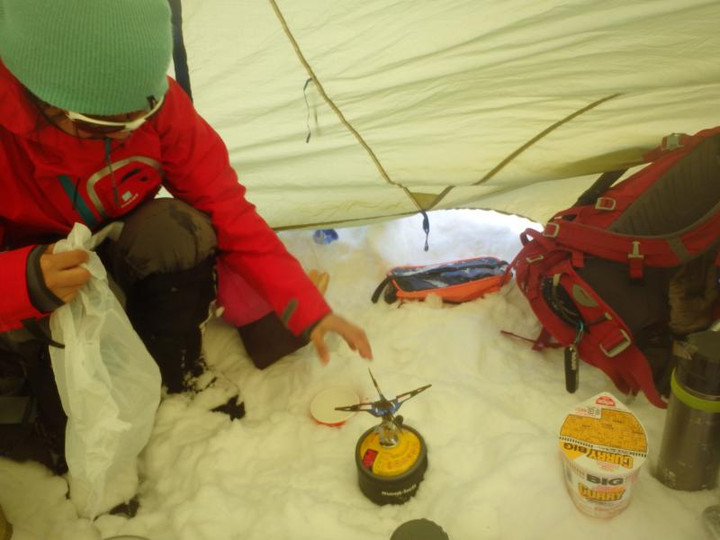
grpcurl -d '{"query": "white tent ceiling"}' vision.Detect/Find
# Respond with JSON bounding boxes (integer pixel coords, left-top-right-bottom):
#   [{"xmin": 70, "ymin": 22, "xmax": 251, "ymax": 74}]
[{"xmin": 180, "ymin": 0, "xmax": 720, "ymax": 228}]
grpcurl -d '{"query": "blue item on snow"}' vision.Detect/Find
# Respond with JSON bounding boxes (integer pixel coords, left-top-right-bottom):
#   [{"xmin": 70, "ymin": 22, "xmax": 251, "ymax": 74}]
[{"xmin": 313, "ymin": 229, "xmax": 339, "ymax": 244}]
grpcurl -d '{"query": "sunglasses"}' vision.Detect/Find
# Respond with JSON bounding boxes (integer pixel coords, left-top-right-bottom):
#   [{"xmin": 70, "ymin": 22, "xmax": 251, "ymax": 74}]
[{"xmin": 64, "ymin": 95, "xmax": 165, "ymax": 135}]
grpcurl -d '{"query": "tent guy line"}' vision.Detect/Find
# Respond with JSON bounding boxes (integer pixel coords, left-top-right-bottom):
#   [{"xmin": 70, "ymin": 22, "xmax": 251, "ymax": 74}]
[{"xmin": 269, "ymin": 0, "xmax": 434, "ymax": 219}]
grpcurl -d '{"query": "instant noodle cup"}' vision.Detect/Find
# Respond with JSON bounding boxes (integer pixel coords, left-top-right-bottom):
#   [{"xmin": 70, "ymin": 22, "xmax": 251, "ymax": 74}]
[{"xmin": 559, "ymin": 392, "xmax": 648, "ymax": 518}]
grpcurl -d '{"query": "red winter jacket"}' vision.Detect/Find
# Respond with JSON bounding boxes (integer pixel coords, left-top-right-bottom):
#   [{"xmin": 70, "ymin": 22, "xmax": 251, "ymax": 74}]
[{"xmin": 0, "ymin": 61, "xmax": 330, "ymax": 335}]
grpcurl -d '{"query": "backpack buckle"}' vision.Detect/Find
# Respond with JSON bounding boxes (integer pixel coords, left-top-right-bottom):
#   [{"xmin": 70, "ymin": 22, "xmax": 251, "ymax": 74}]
[
  {"xmin": 661, "ymin": 133, "xmax": 686, "ymax": 152},
  {"xmin": 599, "ymin": 329, "xmax": 632, "ymax": 358},
  {"xmin": 543, "ymin": 222, "xmax": 560, "ymax": 238},
  {"xmin": 627, "ymin": 240, "xmax": 644, "ymax": 280},
  {"xmin": 595, "ymin": 197, "xmax": 616, "ymax": 211}
]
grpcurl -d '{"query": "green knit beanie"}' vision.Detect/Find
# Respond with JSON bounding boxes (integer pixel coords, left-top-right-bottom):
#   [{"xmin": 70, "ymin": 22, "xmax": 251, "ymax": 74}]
[{"xmin": 0, "ymin": 0, "xmax": 172, "ymax": 115}]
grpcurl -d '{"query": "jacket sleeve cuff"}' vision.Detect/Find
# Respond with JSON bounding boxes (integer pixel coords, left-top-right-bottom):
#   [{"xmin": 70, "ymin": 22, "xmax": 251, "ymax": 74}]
[
  {"xmin": 26, "ymin": 245, "xmax": 65, "ymax": 313},
  {"xmin": 299, "ymin": 314, "xmax": 329, "ymax": 342},
  {"xmin": 280, "ymin": 295, "xmax": 332, "ymax": 337},
  {"xmin": 0, "ymin": 246, "xmax": 48, "ymax": 332}
]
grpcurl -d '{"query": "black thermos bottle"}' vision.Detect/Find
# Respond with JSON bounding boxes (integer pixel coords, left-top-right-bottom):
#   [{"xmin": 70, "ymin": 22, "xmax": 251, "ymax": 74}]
[{"xmin": 656, "ymin": 330, "xmax": 720, "ymax": 490}]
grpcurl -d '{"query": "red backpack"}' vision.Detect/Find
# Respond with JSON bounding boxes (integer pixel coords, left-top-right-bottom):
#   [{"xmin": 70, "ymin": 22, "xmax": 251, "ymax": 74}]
[{"xmin": 512, "ymin": 127, "xmax": 720, "ymax": 408}]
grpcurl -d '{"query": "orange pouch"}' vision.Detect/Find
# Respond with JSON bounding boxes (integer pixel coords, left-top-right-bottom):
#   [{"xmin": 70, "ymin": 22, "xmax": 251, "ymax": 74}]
[{"xmin": 371, "ymin": 257, "xmax": 511, "ymax": 304}]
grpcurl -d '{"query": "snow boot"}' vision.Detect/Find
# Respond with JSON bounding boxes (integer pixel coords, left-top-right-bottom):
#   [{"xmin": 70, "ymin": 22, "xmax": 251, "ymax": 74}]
[
  {"xmin": 0, "ymin": 346, "xmax": 67, "ymax": 474},
  {"xmin": 125, "ymin": 257, "xmax": 215, "ymax": 393},
  {"xmin": 125, "ymin": 258, "xmax": 244, "ymax": 418}
]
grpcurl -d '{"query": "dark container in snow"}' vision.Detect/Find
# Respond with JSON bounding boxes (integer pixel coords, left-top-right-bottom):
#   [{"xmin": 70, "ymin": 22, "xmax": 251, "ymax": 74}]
[
  {"xmin": 355, "ymin": 424, "xmax": 428, "ymax": 505},
  {"xmin": 391, "ymin": 518, "xmax": 449, "ymax": 539},
  {"xmin": 656, "ymin": 330, "xmax": 720, "ymax": 490}
]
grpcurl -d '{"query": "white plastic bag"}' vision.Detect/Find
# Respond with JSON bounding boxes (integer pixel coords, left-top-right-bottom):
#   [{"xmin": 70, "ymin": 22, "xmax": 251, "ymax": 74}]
[{"xmin": 49, "ymin": 223, "xmax": 162, "ymax": 518}]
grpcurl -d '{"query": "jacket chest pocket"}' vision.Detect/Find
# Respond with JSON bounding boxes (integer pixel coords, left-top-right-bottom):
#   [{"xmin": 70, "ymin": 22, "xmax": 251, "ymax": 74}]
[{"xmin": 87, "ymin": 157, "xmax": 163, "ymax": 219}]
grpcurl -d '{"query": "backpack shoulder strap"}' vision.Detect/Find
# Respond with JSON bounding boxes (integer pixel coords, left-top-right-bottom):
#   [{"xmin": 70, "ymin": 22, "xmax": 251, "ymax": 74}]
[{"xmin": 574, "ymin": 169, "xmax": 628, "ymax": 207}]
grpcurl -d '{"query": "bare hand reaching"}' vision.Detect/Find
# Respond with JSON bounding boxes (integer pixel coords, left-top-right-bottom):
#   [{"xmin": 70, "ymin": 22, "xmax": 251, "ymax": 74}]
[{"xmin": 310, "ymin": 313, "xmax": 373, "ymax": 365}]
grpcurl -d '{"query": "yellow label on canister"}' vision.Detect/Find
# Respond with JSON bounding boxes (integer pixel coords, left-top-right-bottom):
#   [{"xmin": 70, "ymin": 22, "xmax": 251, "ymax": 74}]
[
  {"xmin": 559, "ymin": 392, "xmax": 648, "ymax": 519},
  {"xmin": 359, "ymin": 428, "xmax": 422, "ymax": 477}
]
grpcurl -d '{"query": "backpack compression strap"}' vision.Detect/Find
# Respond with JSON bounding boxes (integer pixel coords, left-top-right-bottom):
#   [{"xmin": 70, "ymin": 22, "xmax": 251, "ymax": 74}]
[
  {"xmin": 538, "ymin": 212, "xmax": 720, "ymax": 280},
  {"xmin": 514, "ymin": 229, "xmax": 668, "ymax": 407}
]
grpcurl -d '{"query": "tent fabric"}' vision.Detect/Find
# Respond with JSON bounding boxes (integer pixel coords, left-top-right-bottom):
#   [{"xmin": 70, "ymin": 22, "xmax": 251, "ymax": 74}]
[{"xmin": 180, "ymin": 0, "xmax": 720, "ymax": 228}]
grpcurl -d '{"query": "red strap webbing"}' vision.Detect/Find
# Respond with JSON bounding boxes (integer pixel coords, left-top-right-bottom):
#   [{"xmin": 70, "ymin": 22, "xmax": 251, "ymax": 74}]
[
  {"xmin": 519, "ymin": 255, "xmax": 668, "ymax": 408},
  {"xmin": 642, "ymin": 127, "xmax": 720, "ymax": 162},
  {"xmin": 541, "ymin": 212, "xmax": 720, "ymax": 268}
]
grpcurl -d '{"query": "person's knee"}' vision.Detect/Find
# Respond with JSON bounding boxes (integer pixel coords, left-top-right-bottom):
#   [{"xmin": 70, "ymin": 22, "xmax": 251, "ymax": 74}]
[{"xmin": 109, "ymin": 198, "xmax": 217, "ymax": 288}]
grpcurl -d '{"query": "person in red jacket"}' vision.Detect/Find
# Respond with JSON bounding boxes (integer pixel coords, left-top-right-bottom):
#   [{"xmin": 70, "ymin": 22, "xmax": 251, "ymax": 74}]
[{"xmin": 0, "ymin": 0, "xmax": 371, "ymax": 468}]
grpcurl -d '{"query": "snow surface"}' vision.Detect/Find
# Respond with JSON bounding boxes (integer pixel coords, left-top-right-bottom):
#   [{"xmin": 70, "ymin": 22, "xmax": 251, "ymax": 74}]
[{"xmin": 1, "ymin": 209, "xmax": 717, "ymax": 540}]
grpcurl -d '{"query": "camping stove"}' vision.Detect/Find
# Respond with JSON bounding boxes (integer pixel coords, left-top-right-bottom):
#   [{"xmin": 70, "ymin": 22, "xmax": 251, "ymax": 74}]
[{"xmin": 335, "ymin": 369, "xmax": 431, "ymax": 505}]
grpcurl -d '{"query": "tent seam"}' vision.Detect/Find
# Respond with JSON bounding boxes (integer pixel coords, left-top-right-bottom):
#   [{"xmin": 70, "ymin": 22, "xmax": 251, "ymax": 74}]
[
  {"xmin": 267, "ymin": 0, "xmax": 424, "ymax": 212},
  {"xmin": 427, "ymin": 93, "xmax": 623, "ymax": 210}
]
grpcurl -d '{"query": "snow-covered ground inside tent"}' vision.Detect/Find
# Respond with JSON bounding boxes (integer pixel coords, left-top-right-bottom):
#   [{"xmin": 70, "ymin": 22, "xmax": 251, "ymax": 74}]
[{"xmin": 1, "ymin": 209, "xmax": 717, "ymax": 540}]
